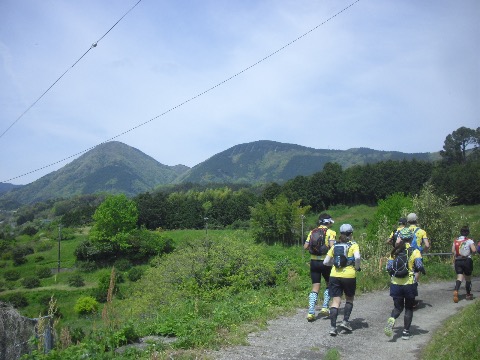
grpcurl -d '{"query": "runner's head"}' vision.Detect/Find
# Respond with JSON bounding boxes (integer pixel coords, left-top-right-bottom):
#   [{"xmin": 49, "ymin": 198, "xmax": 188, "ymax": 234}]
[
  {"xmin": 407, "ymin": 213, "xmax": 417, "ymax": 225},
  {"xmin": 318, "ymin": 213, "xmax": 334, "ymax": 226},
  {"xmin": 340, "ymin": 224, "xmax": 353, "ymax": 240},
  {"xmin": 460, "ymin": 226, "xmax": 469, "ymax": 236}
]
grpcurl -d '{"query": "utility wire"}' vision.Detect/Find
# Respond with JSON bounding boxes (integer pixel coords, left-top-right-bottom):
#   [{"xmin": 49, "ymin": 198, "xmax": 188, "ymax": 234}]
[
  {"xmin": 0, "ymin": 0, "xmax": 143, "ymax": 140},
  {"xmin": 2, "ymin": 0, "xmax": 360, "ymax": 183}
]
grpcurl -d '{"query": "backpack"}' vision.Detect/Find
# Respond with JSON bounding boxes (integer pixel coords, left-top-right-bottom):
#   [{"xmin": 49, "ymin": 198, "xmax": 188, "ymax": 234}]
[
  {"xmin": 333, "ymin": 242, "xmax": 354, "ymax": 268},
  {"xmin": 390, "ymin": 247, "xmax": 412, "ymax": 278},
  {"xmin": 454, "ymin": 237, "xmax": 471, "ymax": 257},
  {"xmin": 410, "ymin": 227, "xmax": 422, "ymax": 252},
  {"xmin": 308, "ymin": 227, "xmax": 329, "ymax": 255}
]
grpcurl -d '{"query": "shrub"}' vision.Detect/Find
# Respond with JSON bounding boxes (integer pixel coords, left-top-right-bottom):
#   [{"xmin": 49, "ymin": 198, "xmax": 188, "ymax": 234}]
[
  {"xmin": 1, "ymin": 293, "xmax": 29, "ymax": 308},
  {"xmin": 20, "ymin": 225, "xmax": 38, "ymax": 236},
  {"xmin": 67, "ymin": 274, "xmax": 85, "ymax": 287},
  {"xmin": 76, "ymin": 260, "xmax": 97, "ymax": 272},
  {"xmin": 114, "ymin": 258, "xmax": 132, "ymax": 272},
  {"xmin": 22, "ymin": 276, "xmax": 41, "ymax": 289},
  {"xmin": 74, "ymin": 296, "xmax": 98, "ymax": 315},
  {"xmin": 3, "ymin": 269, "xmax": 21, "ymax": 281},
  {"xmin": 36, "ymin": 267, "xmax": 52, "ymax": 279},
  {"xmin": 35, "ymin": 240, "xmax": 53, "ymax": 252},
  {"xmin": 127, "ymin": 267, "xmax": 144, "ymax": 282}
]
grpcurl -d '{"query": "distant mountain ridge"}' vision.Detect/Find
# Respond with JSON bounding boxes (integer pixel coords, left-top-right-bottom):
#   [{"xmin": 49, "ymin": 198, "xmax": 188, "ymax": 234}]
[
  {"xmin": 0, "ymin": 140, "xmax": 440, "ymax": 206},
  {"xmin": 176, "ymin": 140, "xmax": 440, "ymax": 184},
  {"xmin": 0, "ymin": 142, "xmax": 189, "ymax": 206}
]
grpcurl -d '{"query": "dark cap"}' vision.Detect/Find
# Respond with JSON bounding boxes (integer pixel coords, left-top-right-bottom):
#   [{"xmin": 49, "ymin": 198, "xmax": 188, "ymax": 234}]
[{"xmin": 398, "ymin": 217, "xmax": 407, "ymax": 225}]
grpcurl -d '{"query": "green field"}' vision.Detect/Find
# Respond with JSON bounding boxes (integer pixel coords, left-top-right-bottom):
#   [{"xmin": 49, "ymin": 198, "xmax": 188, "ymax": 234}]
[{"xmin": 1, "ymin": 204, "xmax": 479, "ymax": 359}]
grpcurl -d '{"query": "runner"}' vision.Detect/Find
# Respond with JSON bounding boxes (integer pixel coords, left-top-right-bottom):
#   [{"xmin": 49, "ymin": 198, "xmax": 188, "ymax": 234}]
[
  {"xmin": 452, "ymin": 225, "xmax": 477, "ymax": 302},
  {"xmin": 303, "ymin": 213, "xmax": 336, "ymax": 321},
  {"xmin": 384, "ymin": 228, "xmax": 426, "ymax": 340},
  {"xmin": 323, "ymin": 224, "xmax": 361, "ymax": 336}
]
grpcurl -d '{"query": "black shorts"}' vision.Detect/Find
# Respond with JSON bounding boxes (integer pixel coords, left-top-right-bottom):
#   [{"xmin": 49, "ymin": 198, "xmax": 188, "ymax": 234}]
[
  {"xmin": 310, "ymin": 260, "xmax": 332, "ymax": 284},
  {"xmin": 390, "ymin": 283, "xmax": 417, "ymax": 299},
  {"xmin": 329, "ymin": 276, "xmax": 356, "ymax": 298},
  {"xmin": 454, "ymin": 258, "xmax": 473, "ymax": 276}
]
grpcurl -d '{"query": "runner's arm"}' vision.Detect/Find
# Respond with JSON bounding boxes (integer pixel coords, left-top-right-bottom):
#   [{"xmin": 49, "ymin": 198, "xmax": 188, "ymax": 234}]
[{"xmin": 354, "ymin": 250, "xmax": 361, "ymax": 271}]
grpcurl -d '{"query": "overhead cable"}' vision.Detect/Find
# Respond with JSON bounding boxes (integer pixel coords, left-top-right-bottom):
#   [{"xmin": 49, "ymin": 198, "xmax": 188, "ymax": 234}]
[
  {"xmin": 0, "ymin": 0, "xmax": 143, "ymax": 140},
  {"xmin": 2, "ymin": 0, "xmax": 360, "ymax": 183}
]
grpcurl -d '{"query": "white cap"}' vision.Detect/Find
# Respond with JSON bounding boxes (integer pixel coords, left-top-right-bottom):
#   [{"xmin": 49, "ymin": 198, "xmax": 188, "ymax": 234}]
[{"xmin": 340, "ymin": 224, "xmax": 353, "ymax": 233}]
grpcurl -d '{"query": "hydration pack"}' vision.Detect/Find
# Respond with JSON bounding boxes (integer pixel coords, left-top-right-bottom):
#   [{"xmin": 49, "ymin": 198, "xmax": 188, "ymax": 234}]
[
  {"xmin": 333, "ymin": 242, "xmax": 354, "ymax": 268},
  {"xmin": 308, "ymin": 227, "xmax": 329, "ymax": 255}
]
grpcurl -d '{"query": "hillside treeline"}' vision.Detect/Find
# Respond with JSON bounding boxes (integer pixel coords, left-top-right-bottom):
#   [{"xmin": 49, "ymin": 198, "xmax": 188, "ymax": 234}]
[{"xmin": 133, "ymin": 157, "xmax": 477, "ymax": 230}]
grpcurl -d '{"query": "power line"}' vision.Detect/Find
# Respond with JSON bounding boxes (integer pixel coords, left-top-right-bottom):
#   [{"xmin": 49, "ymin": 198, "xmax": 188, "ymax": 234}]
[
  {"xmin": 0, "ymin": 0, "xmax": 143, "ymax": 140},
  {"xmin": 2, "ymin": 0, "xmax": 360, "ymax": 184}
]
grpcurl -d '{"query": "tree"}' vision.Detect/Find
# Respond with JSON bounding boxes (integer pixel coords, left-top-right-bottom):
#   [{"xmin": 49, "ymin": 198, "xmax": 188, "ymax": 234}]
[
  {"xmin": 250, "ymin": 194, "xmax": 310, "ymax": 246},
  {"xmin": 89, "ymin": 194, "xmax": 138, "ymax": 250},
  {"xmin": 440, "ymin": 126, "xmax": 479, "ymax": 164}
]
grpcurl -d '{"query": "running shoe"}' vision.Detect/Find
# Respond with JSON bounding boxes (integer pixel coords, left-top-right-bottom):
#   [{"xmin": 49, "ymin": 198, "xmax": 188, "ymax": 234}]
[
  {"xmin": 339, "ymin": 320, "xmax": 352, "ymax": 331},
  {"xmin": 307, "ymin": 313, "xmax": 315, "ymax": 322},
  {"xmin": 453, "ymin": 290, "xmax": 459, "ymax": 303},
  {"xmin": 466, "ymin": 293, "xmax": 473, "ymax": 300},
  {"xmin": 384, "ymin": 317, "xmax": 395, "ymax": 337},
  {"xmin": 319, "ymin": 307, "xmax": 330, "ymax": 316},
  {"xmin": 329, "ymin": 327, "xmax": 337, "ymax": 336},
  {"xmin": 402, "ymin": 330, "xmax": 410, "ymax": 340}
]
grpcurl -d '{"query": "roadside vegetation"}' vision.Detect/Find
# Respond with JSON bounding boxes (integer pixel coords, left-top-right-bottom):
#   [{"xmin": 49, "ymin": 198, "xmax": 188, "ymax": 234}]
[{"xmin": 0, "ymin": 127, "xmax": 479, "ymax": 359}]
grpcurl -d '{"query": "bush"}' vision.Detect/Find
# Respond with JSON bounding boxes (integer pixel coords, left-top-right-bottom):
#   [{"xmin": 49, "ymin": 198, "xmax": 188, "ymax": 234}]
[
  {"xmin": 1, "ymin": 293, "xmax": 29, "ymax": 308},
  {"xmin": 127, "ymin": 267, "xmax": 144, "ymax": 282},
  {"xmin": 67, "ymin": 274, "xmax": 85, "ymax": 287},
  {"xmin": 74, "ymin": 296, "xmax": 98, "ymax": 315},
  {"xmin": 35, "ymin": 240, "xmax": 53, "ymax": 252},
  {"xmin": 114, "ymin": 258, "xmax": 132, "ymax": 272},
  {"xmin": 22, "ymin": 276, "xmax": 41, "ymax": 289},
  {"xmin": 36, "ymin": 267, "xmax": 52, "ymax": 279},
  {"xmin": 3, "ymin": 269, "xmax": 21, "ymax": 281},
  {"xmin": 76, "ymin": 260, "xmax": 97, "ymax": 272},
  {"xmin": 20, "ymin": 225, "xmax": 38, "ymax": 236}
]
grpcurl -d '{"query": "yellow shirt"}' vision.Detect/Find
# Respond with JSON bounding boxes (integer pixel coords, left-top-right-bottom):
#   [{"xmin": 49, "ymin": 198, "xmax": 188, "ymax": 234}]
[
  {"xmin": 326, "ymin": 241, "xmax": 360, "ymax": 279},
  {"xmin": 305, "ymin": 226, "xmax": 336, "ymax": 260},
  {"xmin": 408, "ymin": 225, "xmax": 428, "ymax": 253}
]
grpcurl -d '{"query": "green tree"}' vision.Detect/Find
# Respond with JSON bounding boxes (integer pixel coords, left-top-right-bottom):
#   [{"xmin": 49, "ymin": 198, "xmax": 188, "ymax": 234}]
[
  {"xmin": 250, "ymin": 194, "xmax": 310, "ymax": 245},
  {"xmin": 89, "ymin": 194, "xmax": 138, "ymax": 250},
  {"xmin": 440, "ymin": 126, "xmax": 479, "ymax": 164}
]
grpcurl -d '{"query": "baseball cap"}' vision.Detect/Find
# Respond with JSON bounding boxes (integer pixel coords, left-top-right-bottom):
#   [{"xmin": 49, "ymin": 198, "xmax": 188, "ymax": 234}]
[
  {"xmin": 398, "ymin": 217, "xmax": 407, "ymax": 225},
  {"xmin": 340, "ymin": 224, "xmax": 353, "ymax": 234},
  {"xmin": 407, "ymin": 213, "xmax": 417, "ymax": 222}
]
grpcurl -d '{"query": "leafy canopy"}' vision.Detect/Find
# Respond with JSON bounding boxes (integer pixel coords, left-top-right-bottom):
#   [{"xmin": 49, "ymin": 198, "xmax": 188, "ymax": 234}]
[{"xmin": 89, "ymin": 194, "xmax": 138, "ymax": 249}]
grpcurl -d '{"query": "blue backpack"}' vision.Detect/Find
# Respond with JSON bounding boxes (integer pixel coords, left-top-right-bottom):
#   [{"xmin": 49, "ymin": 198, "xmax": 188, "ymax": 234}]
[{"xmin": 410, "ymin": 227, "xmax": 422, "ymax": 252}]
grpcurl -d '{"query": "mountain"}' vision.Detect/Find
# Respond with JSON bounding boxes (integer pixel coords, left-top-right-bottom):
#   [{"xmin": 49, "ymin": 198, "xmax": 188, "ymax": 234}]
[
  {"xmin": 176, "ymin": 140, "xmax": 440, "ymax": 184},
  {"xmin": 0, "ymin": 182, "xmax": 22, "ymax": 195},
  {"xmin": 0, "ymin": 141, "xmax": 189, "ymax": 206},
  {"xmin": 0, "ymin": 140, "xmax": 441, "ymax": 207}
]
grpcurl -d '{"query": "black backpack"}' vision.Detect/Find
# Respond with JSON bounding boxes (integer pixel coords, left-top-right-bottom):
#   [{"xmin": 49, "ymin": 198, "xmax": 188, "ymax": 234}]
[
  {"xmin": 308, "ymin": 227, "xmax": 329, "ymax": 255},
  {"xmin": 390, "ymin": 248, "xmax": 412, "ymax": 278}
]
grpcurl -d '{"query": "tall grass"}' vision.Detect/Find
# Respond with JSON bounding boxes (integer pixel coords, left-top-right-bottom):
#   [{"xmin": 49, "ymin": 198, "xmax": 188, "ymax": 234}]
[{"xmin": 421, "ymin": 299, "xmax": 480, "ymax": 360}]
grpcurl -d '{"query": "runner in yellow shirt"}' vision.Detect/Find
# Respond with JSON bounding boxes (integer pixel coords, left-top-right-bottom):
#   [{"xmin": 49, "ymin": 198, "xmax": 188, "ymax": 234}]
[{"xmin": 323, "ymin": 224, "xmax": 361, "ymax": 336}]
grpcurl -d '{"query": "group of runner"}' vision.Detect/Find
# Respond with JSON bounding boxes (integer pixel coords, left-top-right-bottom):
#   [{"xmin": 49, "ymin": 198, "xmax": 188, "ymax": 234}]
[{"xmin": 304, "ymin": 212, "xmax": 478, "ymax": 339}]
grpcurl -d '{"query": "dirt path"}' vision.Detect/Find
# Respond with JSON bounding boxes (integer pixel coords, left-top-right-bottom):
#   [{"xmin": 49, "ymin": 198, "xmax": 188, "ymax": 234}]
[{"xmin": 207, "ymin": 277, "xmax": 479, "ymax": 360}]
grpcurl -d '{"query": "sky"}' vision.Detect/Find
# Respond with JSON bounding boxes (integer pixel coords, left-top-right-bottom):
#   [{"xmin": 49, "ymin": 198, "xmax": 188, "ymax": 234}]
[{"xmin": 1, "ymin": 0, "xmax": 479, "ymax": 185}]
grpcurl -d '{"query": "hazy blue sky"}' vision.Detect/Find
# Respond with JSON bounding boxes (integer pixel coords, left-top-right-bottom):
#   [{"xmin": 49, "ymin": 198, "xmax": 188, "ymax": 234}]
[{"xmin": 1, "ymin": 0, "xmax": 478, "ymax": 185}]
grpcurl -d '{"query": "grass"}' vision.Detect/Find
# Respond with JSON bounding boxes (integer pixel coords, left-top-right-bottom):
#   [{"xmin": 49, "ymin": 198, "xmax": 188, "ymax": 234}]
[
  {"xmin": 1, "ymin": 204, "xmax": 480, "ymax": 359},
  {"xmin": 420, "ymin": 298, "xmax": 480, "ymax": 360}
]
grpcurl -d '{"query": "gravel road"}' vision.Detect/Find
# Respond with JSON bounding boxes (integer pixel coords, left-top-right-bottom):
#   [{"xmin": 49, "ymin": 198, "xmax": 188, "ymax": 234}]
[{"xmin": 208, "ymin": 277, "xmax": 479, "ymax": 360}]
